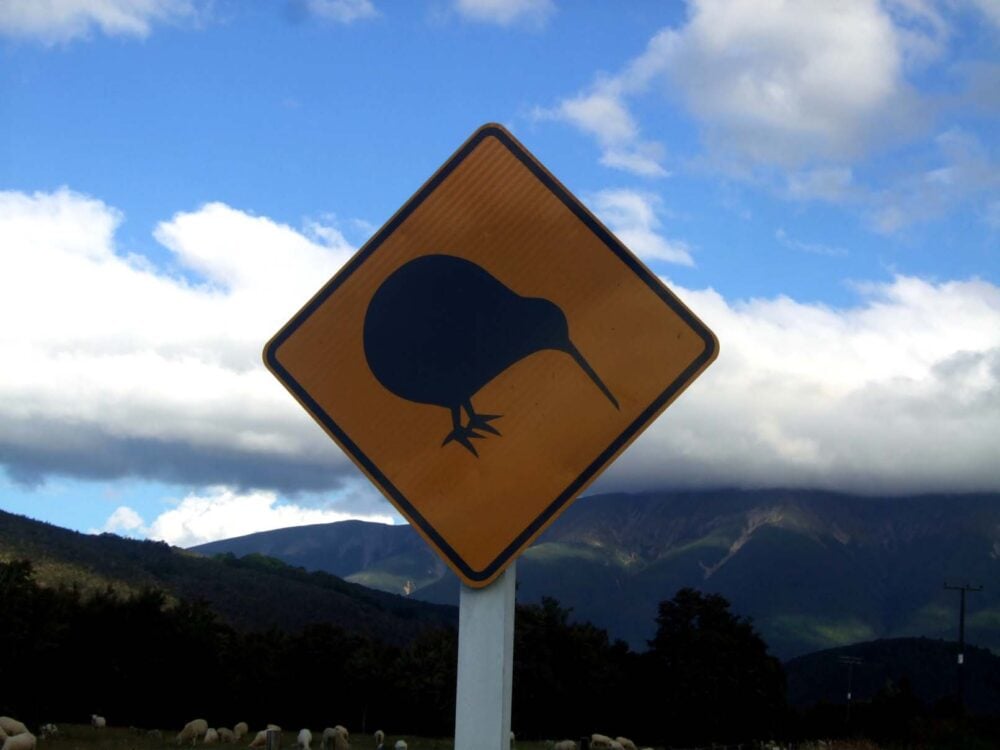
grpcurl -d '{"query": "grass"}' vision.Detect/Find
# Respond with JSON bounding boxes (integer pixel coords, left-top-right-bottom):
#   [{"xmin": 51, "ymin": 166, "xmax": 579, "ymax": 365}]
[{"xmin": 25, "ymin": 726, "xmax": 901, "ymax": 750}]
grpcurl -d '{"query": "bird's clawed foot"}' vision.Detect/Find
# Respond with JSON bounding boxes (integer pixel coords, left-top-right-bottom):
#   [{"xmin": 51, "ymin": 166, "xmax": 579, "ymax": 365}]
[{"xmin": 443, "ymin": 404, "xmax": 502, "ymax": 456}]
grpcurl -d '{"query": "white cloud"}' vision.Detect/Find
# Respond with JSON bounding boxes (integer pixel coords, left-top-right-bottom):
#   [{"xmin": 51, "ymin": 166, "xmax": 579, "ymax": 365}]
[
  {"xmin": 305, "ymin": 0, "xmax": 378, "ymax": 24},
  {"xmin": 599, "ymin": 274, "xmax": 1000, "ymax": 495},
  {"xmin": 104, "ymin": 486, "xmax": 396, "ymax": 547},
  {"xmin": 539, "ymin": 0, "xmax": 951, "ymax": 175},
  {"xmin": 535, "ymin": 85, "xmax": 668, "ymax": 178},
  {"xmin": 101, "ymin": 504, "xmax": 146, "ymax": 535},
  {"xmin": 656, "ymin": 0, "xmax": 931, "ymax": 166},
  {"xmin": 590, "ymin": 189, "xmax": 694, "ymax": 266},
  {"xmin": 0, "ymin": 188, "xmax": 357, "ymax": 489},
  {"xmin": 0, "ymin": 0, "xmax": 197, "ymax": 43},
  {"xmin": 454, "ymin": 0, "xmax": 555, "ymax": 28}
]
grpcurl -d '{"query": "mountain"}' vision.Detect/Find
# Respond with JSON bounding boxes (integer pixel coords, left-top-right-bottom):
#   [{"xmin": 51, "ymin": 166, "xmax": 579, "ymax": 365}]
[
  {"xmin": 191, "ymin": 488, "xmax": 1000, "ymax": 659},
  {"xmin": 0, "ymin": 508, "xmax": 456, "ymax": 645}
]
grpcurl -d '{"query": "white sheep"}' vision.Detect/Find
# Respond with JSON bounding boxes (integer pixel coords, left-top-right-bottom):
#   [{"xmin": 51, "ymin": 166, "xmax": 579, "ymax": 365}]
[
  {"xmin": 590, "ymin": 735, "xmax": 613, "ymax": 750},
  {"xmin": 614, "ymin": 738, "xmax": 636, "ymax": 750},
  {"xmin": 0, "ymin": 720, "xmax": 27, "ymax": 737},
  {"xmin": 373, "ymin": 730, "xmax": 384, "ymax": 750},
  {"xmin": 90, "ymin": 716, "xmax": 106, "ymax": 730},
  {"xmin": 218, "ymin": 729, "xmax": 235, "ymax": 743},
  {"xmin": 1, "ymin": 732, "xmax": 36, "ymax": 750},
  {"xmin": 247, "ymin": 732, "xmax": 267, "ymax": 749},
  {"xmin": 553, "ymin": 742, "xmax": 576, "ymax": 750},
  {"xmin": 296, "ymin": 729, "xmax": 311, "ymax": 750},
  {"xmin": 609, "ymin": 742, "xmax": 623, "ymax": 750},
  {"xmin": 393, "ymin": 742, "xmax": 406, "ymax": 750},
  {"xmin": 177, "ymin": 719, "xmax": 209, "ymax": 746},
  {"xmin": 233, "ymin": 725, "xmax": 249, "ymax": 742},
  {"xmin": 204, "ymin": 729, "xmax": 219, "ymax": 745},
  {"xmin": 0, "ymin": 728, "xmax": 6, "ymax": 743}
]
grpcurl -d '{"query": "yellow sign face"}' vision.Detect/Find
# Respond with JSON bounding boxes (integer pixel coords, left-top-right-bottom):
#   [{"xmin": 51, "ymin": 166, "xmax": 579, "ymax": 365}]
[{"xmin": 264, "ymin": 124, "xmax": 718, "ymax": 588}]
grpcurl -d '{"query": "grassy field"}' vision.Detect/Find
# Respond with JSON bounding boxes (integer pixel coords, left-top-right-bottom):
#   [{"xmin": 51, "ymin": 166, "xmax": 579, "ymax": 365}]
[
  {"xmin": 26, "ymin": 726, "xmax": 893, "ymax": 750},
  {"xmin": 35, "ymin": 726, "xmax": 479, "ymax": 750}
]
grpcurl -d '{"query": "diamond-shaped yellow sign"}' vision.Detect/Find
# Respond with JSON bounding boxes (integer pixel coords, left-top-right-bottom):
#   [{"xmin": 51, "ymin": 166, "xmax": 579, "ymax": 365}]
[{"xmin": 264, "ymin": 124, "xmax": 718, "ymax": 588}]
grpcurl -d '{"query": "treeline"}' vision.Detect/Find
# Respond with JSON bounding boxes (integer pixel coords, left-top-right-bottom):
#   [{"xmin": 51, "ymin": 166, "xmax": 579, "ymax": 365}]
[
  {"xmin": 5, "ymin": 558, "xmax": 995, "ymax": 747},
  {"xmin": 1, "ymin": 559, "xmax": 785, "ymax": 745}
]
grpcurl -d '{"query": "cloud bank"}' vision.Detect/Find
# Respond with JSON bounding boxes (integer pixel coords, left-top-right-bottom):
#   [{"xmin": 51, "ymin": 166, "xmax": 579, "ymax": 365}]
[{"xmin": 2, "ymin": 187, "xmax": 998, "ymax": 506}]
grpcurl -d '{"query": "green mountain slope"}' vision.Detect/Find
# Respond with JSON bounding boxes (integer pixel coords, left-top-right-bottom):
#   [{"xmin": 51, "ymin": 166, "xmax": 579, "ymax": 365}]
[
  {"xmin": 0, "ymin": 508, "xmax": 456, "ymax": 645},
  {"xmin": 193, "ymin": 488, "xmax": 1000, "ymax": 658}
]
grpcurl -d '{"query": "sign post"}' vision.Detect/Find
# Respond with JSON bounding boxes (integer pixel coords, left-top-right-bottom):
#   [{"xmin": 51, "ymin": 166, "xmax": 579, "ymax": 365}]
[
  {"xmin": 264, "ymin": 123, "xmax": 718, "ymax": 748},
  {"xmin": 455, "ymin": 563, "xmax": 516, "ymax": 750}
]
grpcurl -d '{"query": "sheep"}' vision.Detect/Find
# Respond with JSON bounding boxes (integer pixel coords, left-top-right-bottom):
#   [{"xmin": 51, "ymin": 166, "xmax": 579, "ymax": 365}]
[
  {"xmin": 0, "ymin": 720, "xmax": 28, "ymax": 738},
  {"xmin": 248, "ymin": 732, "xmax": 267, "ymax": 749},
  {"xmin": 393, "ymin": 742, "xmax": 406, "ymax": 750},
  {"xmin": 609, "ymin": 742, "xmax": 623, "ymax": 750},
  {"xmin": 90, "ymin": 716, "xmax": 106, "ymax": 730},
  {"xmin": 233, "ymin": 725, "xmax": 249, "ymax": 742},
  {"xmin": 38, "ymin": 726, "xmax": 57, "ymax": 740},
  {"xmin": 373, "ymin": 731, "xmax": 384, "ymax": 750},
  {"xmin": 204, "ymin": 730, "xmax": 219, "ymax": 745},
  {"xmin": 296, "ymin": 730, "xmax": 311, "ymax": 750},
  {"xmin": 0, "ymin": 728, "xmax": 6, "ymax": 743},
  {"xmin": 590, "ymin": 735, "xmax": 613, "ymax": 750},
  {"xmin": 1, "ymin": 733, "xmax": 36, "ymax": 750},
  {"xmin": 177, "ymin": 720, "xmax": 209, "ymax": 746},
  {"xmin": 320, "ymin": 727, "xmax": 348, "ymax": 750},
  {"xmin": 553, "ymin": 742, "xmax": 576, "ymax": 750},
  {"xmin": 218, "ymin": 729, "xmax": 235, "ymax": 744},
  {"xmin": 613, "ymin": 739, "xmax": 635, "ymax": 750}
]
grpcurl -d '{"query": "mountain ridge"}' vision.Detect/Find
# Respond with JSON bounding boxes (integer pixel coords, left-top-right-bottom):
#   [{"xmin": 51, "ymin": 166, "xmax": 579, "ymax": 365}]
[
  {"xmin": 0, "ymin": 507, "xmax": 456, "ymax": 646},
  {"xmin": 191, "ymin": 488, "xmax": 1000, "ymax": 658}
]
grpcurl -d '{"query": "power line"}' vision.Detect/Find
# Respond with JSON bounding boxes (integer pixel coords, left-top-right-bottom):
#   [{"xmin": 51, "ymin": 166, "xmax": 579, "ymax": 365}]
[
  {"xmin": 838, "ymin": 655, "xmax": 863, "ymax": 726},
  {"xmin": 943, "ymin": 581, "xmax": 983, "ymax": 716}
]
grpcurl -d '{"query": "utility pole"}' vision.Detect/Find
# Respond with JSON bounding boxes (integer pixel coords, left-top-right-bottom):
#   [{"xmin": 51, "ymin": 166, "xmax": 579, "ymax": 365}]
[
  {"xmin": 944, "ymin": 582, "xmax": 983, "ymax": 716},
  {"xmin": 839, "ymin": 655, "xmax": 863, "ymax": 727}
]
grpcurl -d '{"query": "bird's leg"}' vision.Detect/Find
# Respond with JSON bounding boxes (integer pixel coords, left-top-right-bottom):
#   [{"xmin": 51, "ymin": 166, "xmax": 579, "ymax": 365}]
[
  {"xmin": 442, "ymin": 404, "xmax": 481, "ymax": 456},
  {"xmin": 463, "ymin": 399, "xmax": 501, "ymax": 436},
  {"xmin": 441, "ymin": 401, "xmax": 502, "ymax": 456}
]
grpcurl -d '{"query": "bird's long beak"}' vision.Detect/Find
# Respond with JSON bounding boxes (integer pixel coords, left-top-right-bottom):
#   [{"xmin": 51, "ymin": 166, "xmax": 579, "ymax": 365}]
[{"xmin": 567, "ymin": 343, "xmax": 619, "ymax": 410}]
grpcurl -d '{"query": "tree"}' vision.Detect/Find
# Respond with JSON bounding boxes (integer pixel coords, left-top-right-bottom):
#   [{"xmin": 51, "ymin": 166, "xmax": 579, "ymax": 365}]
[
  {"xmin": 513, "ymin": 597, "xmax": 631, "ymax": 739},
  {"xmin": 641, "ymin": 588, "xmax": 787, "ymax": 746}
]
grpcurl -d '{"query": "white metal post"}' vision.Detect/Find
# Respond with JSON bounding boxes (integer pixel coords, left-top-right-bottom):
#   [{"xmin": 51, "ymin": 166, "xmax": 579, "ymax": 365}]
[{"xmin": 454, "ymin": 562, "xmax": 516, "ymax": 750}]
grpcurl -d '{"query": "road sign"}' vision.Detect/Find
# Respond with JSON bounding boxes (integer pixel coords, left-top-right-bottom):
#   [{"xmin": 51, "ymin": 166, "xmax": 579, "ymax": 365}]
[{"xmin": 264, "ymin": 123, "xmax": 718, "ymax": 588}]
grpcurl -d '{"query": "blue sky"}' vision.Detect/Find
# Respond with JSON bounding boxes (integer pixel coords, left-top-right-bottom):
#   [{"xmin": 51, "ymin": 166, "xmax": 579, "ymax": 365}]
[{"xmin": 1, "ymin": 0, "xmax": 998, "ymax": 547}]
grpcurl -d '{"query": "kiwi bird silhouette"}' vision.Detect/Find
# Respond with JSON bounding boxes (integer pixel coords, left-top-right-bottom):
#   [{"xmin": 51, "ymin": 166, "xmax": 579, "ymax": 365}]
[{"xmin": 363, "ymin": 254, "xmax": 619, "ymax": 456}]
